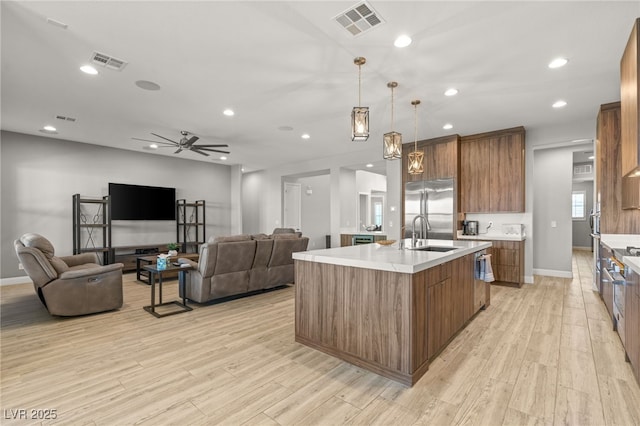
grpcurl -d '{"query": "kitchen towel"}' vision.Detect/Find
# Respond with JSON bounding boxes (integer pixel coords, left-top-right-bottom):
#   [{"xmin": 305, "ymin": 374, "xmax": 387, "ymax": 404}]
[{"xmin": 475, "ymin": 254, "xmax": 495, "ymax": 282}]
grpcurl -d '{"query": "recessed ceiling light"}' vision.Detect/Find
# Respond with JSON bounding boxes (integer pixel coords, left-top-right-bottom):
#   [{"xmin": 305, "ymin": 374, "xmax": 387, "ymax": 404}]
[
  {"xmin": 588, "ymin": 155, "xmax": 595, "ymax": 160},
  {"xmin": 223, "ymin": 109, "xmax": 235, "ymax": 117},
  {"xmin": 220, "ymin": 156, "xmax": 228, "ymax": 161},
  {"xmin": 444, "ymin": 88, "xmax": 458, "ymax": 97},
  {"xmin": 394, "ymin": 35, "xmax": 412, "ymax": 48},
  {"xmin": 301, "ymin": 134, "xmax": 310, "ymax": 139},
  {"xmin": 443, "ymin": 123, "xmax": 453, "ymax": 130},
  {"xmin": 552, "ymin": 100, "xmax": 567, "ymax": 108},
  {"xmin": 135, "ymin": 80, "xmax": 161, "ymax": 91},
  {"xmin": 80, "ymin": 65, "xmax": 98, "ymax": 75},
  {"xmin": 548, "ymin": 57, "xmax": 568, "ymax": 69},
  {"xmin": 149, "ymin": 144, "xmax": 158, "ymax": 149},
  {"xmin": 43, "ymin": 125, "xmax": 57, "ymax": 132},
  {"xmin": 366, "ymin": 163, "xmax": 373, "ymax": 168}
]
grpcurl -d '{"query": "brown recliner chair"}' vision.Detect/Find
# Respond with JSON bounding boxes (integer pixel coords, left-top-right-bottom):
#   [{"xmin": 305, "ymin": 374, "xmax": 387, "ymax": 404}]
[{"xmin": 14, "ymin": 233, "xmax": 124, "ymax": 316}]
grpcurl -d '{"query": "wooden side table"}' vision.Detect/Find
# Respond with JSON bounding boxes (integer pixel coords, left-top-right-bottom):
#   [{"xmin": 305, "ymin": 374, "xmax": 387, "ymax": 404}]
[
  {"xmin": 136, "ymin": 253, "xmax": 199, "ymax": 284},
  {"xmin": 142, "ymin": 263, "xmax": 193, "ymax": 318}
]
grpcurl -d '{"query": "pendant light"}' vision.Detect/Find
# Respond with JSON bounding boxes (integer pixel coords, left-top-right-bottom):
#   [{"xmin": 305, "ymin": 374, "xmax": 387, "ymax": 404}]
[
  {"xmin": 383, "ymin": 82, "xmax": 402, "ymax": 160},
  {"xmin": 351, "ymin": 57, "xmax": 369, "ymax": 141},
  {"xmin": 408, "ymin": 100, "xmax": 424, "ymax": 175}
]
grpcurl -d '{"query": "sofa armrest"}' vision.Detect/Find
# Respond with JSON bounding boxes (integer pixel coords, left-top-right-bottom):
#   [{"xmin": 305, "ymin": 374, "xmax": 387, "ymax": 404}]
[
  {"xmin": 57, "ymin": 263, "xmax": 124, "ymax": 280},
  {"xmin": 59, "ymin": 252, "xmax": 100, "ymax": 267},
  {"xmin": 177, "ymin": 258, "xmax": 198, "ymax": 268}
]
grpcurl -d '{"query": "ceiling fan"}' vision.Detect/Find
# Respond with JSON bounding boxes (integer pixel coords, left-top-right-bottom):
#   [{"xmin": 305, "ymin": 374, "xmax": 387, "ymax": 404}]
[{"xmin": 133, "ymin": 131, "xmax": 230, "ymax": 156}]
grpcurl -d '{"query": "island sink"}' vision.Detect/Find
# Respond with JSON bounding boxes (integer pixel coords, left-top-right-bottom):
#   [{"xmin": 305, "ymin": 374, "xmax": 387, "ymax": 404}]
[{"xmin": 407, "ymin": 245, "xmax": 457, "ymax": 252}]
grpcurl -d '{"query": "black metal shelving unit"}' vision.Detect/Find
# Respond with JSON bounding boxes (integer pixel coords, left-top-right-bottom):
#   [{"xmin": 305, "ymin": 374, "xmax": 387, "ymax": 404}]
[
  {"xmin": 72, "ymin": 194, "xmax": 112, "ymax": 264},
  {"xmin": 176, "ymin": 199, "xmax": 205, "ymax": 253}
]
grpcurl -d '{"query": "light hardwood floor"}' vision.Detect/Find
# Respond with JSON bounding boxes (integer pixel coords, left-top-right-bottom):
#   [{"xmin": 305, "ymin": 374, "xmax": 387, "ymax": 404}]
[{"xmin": 1, "ymin": 250, "xmax": 639, "ymax": 425}]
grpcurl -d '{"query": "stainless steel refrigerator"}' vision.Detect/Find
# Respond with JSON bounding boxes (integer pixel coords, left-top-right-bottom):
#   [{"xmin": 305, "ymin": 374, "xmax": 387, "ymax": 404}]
[{"xmin": 404, "ymin": 178, "xmax": 455, "ymax": 240}]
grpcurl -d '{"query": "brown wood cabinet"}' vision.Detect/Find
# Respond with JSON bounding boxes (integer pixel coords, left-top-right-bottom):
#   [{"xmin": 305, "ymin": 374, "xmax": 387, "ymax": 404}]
[
  {"xmin": 459, "ymin": 127, "xmax": 525, "ymax": 213},
  {"xmin": 295, "ymin": 250, "xmax": 486, "ymax": 386},
  {"xmin": 596, "ymin": 102, "xmax": 640, "ymax": 233},
  {"xmin": 483, "ymin": 240, "xmax": 524, "ymax": 287},
  {"xmin": 402, "ymin": 135, "xmax": 459, "ymax": 184},
  {"xmin": 621, "ymin": 18, "xmax": 639, "ymax": 177},
  {"xmin": 426, "ymin": 253, "xmax": 475, "ymax": 359},
  {"xmin": 625, "ymin": 265, "xmax": 640, "ymax": 385}
]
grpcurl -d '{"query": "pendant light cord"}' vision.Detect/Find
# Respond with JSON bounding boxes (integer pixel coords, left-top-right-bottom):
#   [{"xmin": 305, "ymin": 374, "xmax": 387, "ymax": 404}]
[
  {"xmin": 414, "ymin": 103, "xmax": 418, "ymax": 152},
  {"xmin": 358, "ymin": 64, "xmax": 362, "ymax": 107},
  {"xmin": 390, "ymin": 86, "xmax": 395, "ymax": 131}
]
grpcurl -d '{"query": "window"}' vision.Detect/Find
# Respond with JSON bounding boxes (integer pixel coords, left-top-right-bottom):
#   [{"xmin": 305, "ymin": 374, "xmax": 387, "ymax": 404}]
[{"xmin": 572, "ymin": 191, "xmax": 586, "ymax": 220}]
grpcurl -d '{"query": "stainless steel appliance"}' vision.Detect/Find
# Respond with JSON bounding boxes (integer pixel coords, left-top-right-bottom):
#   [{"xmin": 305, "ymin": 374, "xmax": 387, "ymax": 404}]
[
  {"xmin": 605, "ymin": 246, "xmax": 640, "ymax": 346},
  {"xmin": 404, "ymin": 178, "xmax": 454, "ymax": 240},
  {"xmin": 590, "ymin": 203, "xmax": 601, "ymax": 292},
  {"xmin": 463, "ymin": 220, "xmax": 479, "ymax": 236}
]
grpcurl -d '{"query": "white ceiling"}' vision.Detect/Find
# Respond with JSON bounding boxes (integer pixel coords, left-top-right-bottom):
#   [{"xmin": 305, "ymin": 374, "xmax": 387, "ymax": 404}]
[{"xmin": 2, "ymin": 1, "xmax": 638, "ymax": 172}]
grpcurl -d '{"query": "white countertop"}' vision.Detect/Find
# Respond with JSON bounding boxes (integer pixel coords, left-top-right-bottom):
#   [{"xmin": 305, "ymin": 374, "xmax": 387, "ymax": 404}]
[
  {"xmin": 601, "ymin": 234, "xmax": 640, "ymax": 250},
  {"xmin": 624, "ymin": 256, "xmax": 640, "ymax": 274},
  {"xmin": 456, "ymin": 230, "xmax": 526, "ymax": 242},
  {"xmin": 293, "ymin": 239, "xmax": 492, "ymax": 274}
]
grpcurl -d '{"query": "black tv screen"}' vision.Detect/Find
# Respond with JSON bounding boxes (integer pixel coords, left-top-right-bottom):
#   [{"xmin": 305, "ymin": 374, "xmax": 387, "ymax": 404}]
[{"xmin": 109, "ymin": 183, "xmax": 176, "ymax": 220}]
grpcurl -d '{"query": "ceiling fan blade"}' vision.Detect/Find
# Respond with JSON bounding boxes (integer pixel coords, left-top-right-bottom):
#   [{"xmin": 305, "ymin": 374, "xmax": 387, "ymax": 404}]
[
  {"xmin": 191, "ymin": 149, "xmax": 210, "ymax": 156},
  {"xmin": 184, "ymin": 136, "xmax": 199, "ymax": 147},
  {"xmin": 151, "ymin": 133, "xmax": 179, "ymax": 144},
  {"xmin": 198, "ymin": 148, "xmax": 231, "ymax": 154},
  {"xmin": 132, "ymin": 137, "xmax": 175, "ymax": 145},
  {"xmin": 174, "ymin": 148, "xmax": 183, "ymax": 154},
  {"xmin": 194, "ymin": 144, "xmax": 229, "ymax": 148}
]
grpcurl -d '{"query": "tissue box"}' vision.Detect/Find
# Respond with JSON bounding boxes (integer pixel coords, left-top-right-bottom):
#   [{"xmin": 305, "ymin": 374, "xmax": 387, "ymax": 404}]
[{"xmin": 157, "ymin": 255, "xmax": 167, "ymax": 270}]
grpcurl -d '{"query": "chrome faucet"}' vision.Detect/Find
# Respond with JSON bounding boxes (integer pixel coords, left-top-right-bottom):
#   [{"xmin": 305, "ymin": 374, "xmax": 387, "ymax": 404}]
[{"xmin": 411, "ymin": 214, "xmax": 429, "ymax": 247}]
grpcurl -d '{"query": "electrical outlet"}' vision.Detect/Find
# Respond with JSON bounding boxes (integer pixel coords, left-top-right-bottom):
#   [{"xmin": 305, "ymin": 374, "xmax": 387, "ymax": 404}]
[
  {"xmin": 18, "ymin": 263, "xmax": 24, "ymax": 270},
  {"xmin": 551, "ymin": 221, "xmax": 557, "ymax": 228}
]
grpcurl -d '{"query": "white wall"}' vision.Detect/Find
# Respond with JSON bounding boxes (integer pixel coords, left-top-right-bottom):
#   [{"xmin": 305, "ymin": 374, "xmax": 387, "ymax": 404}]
[
  {"xmin": 533, "ymin": 146, "xmax": 575, "ymax": 277},
  {"xmin": 298, "ymin": 174, "xmax": 331, "ymax": 250},
  {"xmin": 241, "ymin": 171, "xmax": 262, "ymax": 234},
  {"xmin": 1, "ymin": 131, "xmax": 233, "ymax": 279}
]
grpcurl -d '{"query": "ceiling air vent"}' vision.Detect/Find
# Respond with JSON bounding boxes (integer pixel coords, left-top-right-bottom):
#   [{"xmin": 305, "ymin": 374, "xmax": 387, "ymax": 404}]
[
  {"xmin": 55, "ymin": 115, "xmax": 76, "ymax": 122},
  {"xmin": 90, "ymin": 51, "xmax": 128, "ymax": 71},
  {"xmin": 574, "ymin": 164, "xmax": 593, "ymax": 175},
  {"xmin": 333, "ymin": 2, "xmax": 385, "ymax": 37}
]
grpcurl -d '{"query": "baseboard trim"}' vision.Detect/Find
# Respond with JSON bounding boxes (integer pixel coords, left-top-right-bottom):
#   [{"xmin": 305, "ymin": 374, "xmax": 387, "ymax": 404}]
[
  {"xmin": 533, "ymin": 268, "xmax": 573, "ymax": 279},
  {"xmin": 0, "ymin": 276, "xmax": 32, "ymax": 286},
  {"xmin": 524, "ymin": 275, "xmax": 534, "ymax": 284}
]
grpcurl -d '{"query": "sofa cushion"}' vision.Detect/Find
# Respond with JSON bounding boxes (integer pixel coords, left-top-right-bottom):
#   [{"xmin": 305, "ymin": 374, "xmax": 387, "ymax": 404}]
[
  {"xmin": 50, "ymin": 256, "xmax": 70, "ymax": 274},
  {"xmin": 251, "ymin": 233, "xmax": 270, "ymax": 240},
  {"xmin": 214, "ymin": 240, "xmax": 256, "ymax": 274},
  {"xmin": 214, "ymin": 234, "xmax": 251, "ymax": 243},
  {"xmin": 272, "ymin": 233, "xmax": 299, "ymax": 240},
  {"xmin": 20, "ymin": 233, "xmax": 55, "ymax": 259},
  {"xmin": 272, "ymin": 228, "xmax": 296, "ymax": 234}
]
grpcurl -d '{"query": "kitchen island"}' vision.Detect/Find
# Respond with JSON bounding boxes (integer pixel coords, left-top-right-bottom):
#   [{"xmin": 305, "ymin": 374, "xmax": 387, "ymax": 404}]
[{"xmin": 293, "ymin": 239, "xmax": 492, "ymax": 386}]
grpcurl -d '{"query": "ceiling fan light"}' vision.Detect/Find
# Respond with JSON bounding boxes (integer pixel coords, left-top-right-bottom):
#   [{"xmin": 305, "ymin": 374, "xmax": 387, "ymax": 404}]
[{"xmin": 351, "ymin": 106, "xmax": 369, "ymax": 141}]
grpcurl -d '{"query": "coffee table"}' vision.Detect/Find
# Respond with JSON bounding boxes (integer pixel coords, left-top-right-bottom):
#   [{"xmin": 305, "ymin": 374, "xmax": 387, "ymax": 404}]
[
  {"xmin": 142, "ymin": 263, "xmax": 193, "ymax": 318},
  {"xmin": 136, "ymin": 253, "xmax": 199, "ymax": 284}
]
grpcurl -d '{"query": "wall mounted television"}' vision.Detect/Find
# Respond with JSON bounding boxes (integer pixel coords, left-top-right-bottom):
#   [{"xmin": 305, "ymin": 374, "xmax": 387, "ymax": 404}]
[{"xmin": 109, "ymin": 183, "xmax": 176, "ymax": 220}]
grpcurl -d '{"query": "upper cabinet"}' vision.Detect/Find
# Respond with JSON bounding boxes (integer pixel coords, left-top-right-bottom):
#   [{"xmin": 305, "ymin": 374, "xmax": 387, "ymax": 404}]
[
  {"xmin": 597, "ymin": 102, "xmax": 640, "ymax": 233},
  {"xmin": 402, "ymin": 135, "xmax": 459, "ymax": 183},
  {"xmin": 459, "ymin": 127, "xmax": 525, "ymax": 213},
  {"xmin": 621, "ymin": 18, "xmax": 640, "ymax": 177},
  {"xmin": 621, "ymin": 18, "xmax": 640, "ymax": 209}
]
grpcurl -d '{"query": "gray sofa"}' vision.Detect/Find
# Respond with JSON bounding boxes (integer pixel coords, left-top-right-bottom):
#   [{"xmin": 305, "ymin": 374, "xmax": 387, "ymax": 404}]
[
  {"xmin": 14, "ymin": 233, "xmax": 124, "ymax": 316},
  {"xmin": 178, "ymin": 231, "xmax": 309, "ymax": 303}
]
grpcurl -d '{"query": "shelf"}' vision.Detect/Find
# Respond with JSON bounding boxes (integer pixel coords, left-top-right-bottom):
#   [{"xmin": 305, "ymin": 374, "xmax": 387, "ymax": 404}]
[
  {"xmin": 73, "ymin": 194, "xmax": 112, "ymax": 265},
  {"xmin": 79, "ymin": 224, "xmax": 109, "ymax": 228},
  {"xmin": 78, "ymin": 247, "xmax": 111, "ymax": 253}
]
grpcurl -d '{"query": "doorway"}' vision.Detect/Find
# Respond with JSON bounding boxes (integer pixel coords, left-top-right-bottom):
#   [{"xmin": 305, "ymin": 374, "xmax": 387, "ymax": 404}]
[{"xmin": 283, "ymin": 182, "xmax": 301, "ymax": 230}]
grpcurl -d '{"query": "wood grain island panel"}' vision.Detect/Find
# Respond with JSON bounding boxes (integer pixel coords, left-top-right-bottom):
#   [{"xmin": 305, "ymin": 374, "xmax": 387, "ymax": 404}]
[{"xmin": 294, "ymin": 241, "xmax": 491, "ymax": 386}]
